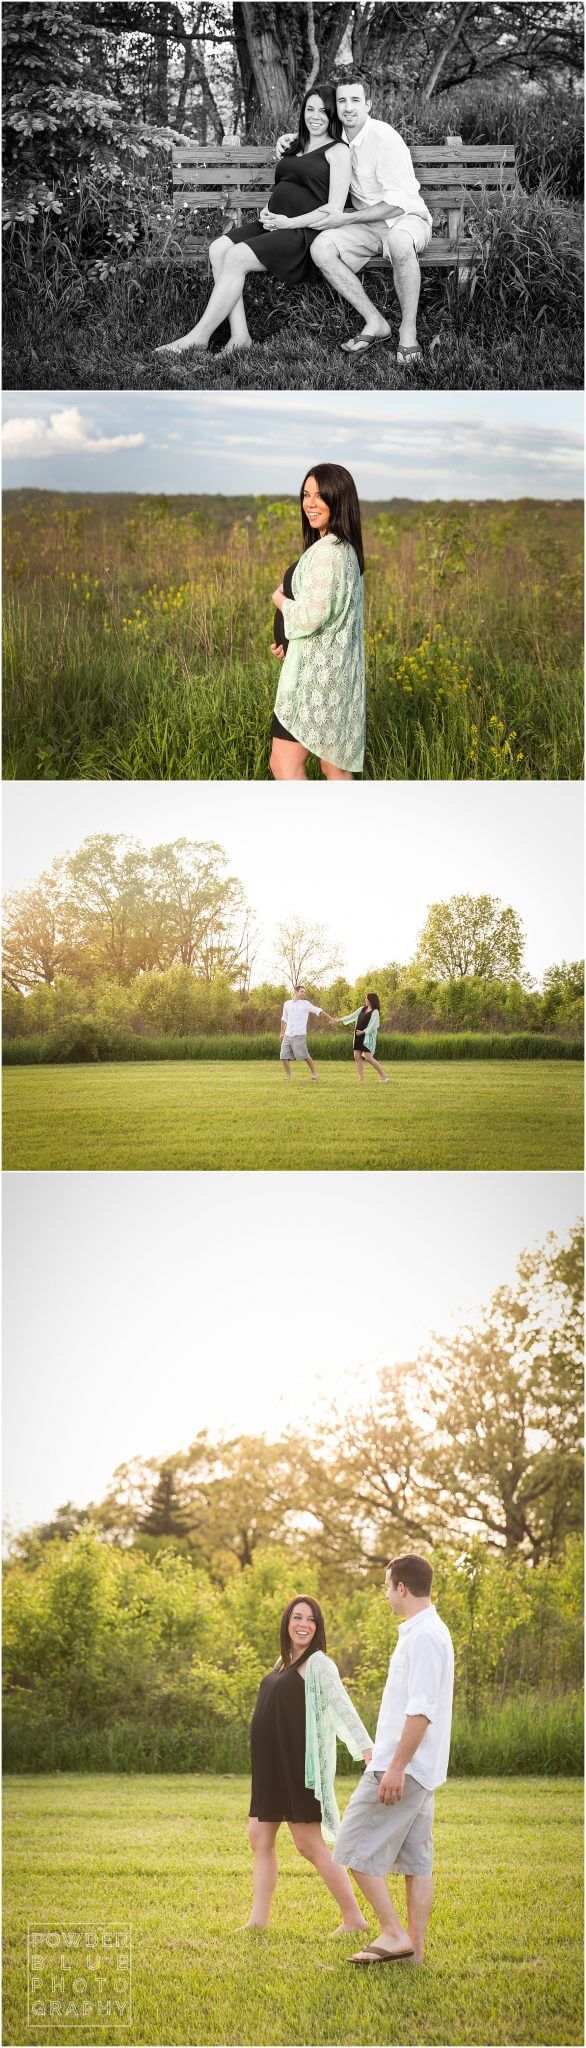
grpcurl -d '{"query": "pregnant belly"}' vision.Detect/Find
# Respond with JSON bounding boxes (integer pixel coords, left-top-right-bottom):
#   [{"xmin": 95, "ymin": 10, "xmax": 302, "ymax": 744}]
[{"xmin": 269, "ymin": 182, "xmax": 315, "ymax": 219}]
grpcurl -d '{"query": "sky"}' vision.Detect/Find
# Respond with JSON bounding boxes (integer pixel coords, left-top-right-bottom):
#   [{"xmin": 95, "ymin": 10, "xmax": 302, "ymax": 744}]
[
  {"xmin": 3, "ymin": 780, "xmax": 583, "ymax": 985},
  {"xmin": 2, "ymin": 389, "xmax": 583, "ymax": 500},
  {"xmin": 3, "ymin": 1171, "xmax": 581, "ymax": 1538}
]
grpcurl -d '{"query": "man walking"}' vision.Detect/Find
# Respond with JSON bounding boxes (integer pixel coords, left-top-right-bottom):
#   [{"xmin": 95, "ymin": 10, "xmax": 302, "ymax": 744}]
[
  {"xmin": 279, "ymin": 983, "xmax": 335, "ymax": 1081},
  {"xmin": 333, "ymin": 1553, "xmax": 454, "ymax": 1964},
  {"xmin": 305, "ymin": 77, "xmax": 433, "ymax": 364}
]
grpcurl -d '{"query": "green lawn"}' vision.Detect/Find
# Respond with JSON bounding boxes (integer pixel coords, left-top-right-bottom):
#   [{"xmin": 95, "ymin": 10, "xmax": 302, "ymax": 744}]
[
  {"xmin": 3, "ymin": 1059, "xmax": 583, "ymax": 1171},
  {"xmin": 3, "ymin": 1775, "xmax": 583, "ymax": 2046}
]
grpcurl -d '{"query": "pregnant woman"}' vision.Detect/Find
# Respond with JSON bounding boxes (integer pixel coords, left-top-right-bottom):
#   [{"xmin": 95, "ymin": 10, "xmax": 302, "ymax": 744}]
[
  {"xmin": 270, "ymin": 463, "xmax": 365, "ymax": 780},
  {"xmin": 247, "ymin": 1594, "xmax": 373, "ymax": 1932},
  {"xmin": 338, "ymin": 992, "xmax": 388, "ymax": 1082},
  {"xmin": 156, "ymin": 86, "xmax": 350, "ymax": 357}
]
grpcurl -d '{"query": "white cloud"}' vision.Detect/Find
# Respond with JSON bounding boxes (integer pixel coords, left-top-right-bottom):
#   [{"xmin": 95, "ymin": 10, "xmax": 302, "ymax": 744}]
[{"xmin": 2, "ymin": 406, "xmax": 145, "ymax": 460}]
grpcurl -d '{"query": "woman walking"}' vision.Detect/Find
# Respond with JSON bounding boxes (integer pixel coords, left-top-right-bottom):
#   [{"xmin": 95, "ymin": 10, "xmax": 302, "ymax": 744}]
[
  {"xmin": 156, "ymin": 87, "xmax": 349, "ymax": 357},
  {"xmin": 337, "ymin": 992, "xmax": 388, "ymax": 1081},
  {"xmin": 247, "ymin": 1595, "xmax": 372, "ymax": 1932},
  {"xmin": 270, "ymin": 464, "xmax": 365, "ymax": 780}
]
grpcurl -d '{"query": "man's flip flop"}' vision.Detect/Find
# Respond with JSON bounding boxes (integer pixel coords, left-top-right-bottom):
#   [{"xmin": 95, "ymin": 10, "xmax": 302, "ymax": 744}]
[
  {"xmin": 396, "ymin": 344, "xmax": 423, "ymax": 368},
  {"xmin": 340, "ymin": 333, "xmax": 392, "ymax": 355},
  {"xmin": 350, "ymin": 1942, "xmax": 415, "ymax": 1965}
]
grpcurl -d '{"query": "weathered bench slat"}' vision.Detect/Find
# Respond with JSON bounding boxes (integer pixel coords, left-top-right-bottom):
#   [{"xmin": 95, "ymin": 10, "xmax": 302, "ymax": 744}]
[
  {"xmin": 174, "ymin": 162, "xmax": 515, "ymax": 185},
  {"xmin": 180, "ymin": 232, "xmax": 476, "ymax": 265},
  {"xmin": 172, "ymin": 144, "xmax": 516, "ymax": 165},
  {"xmin": 173, "ymin": 183, "xmax": 514, "ymax": 213}
]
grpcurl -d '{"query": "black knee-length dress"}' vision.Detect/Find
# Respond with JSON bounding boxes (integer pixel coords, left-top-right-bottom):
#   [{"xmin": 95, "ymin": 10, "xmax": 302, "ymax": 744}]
[
  {"xmin": 249, "ymin": 1662, "xmax": 322, "ymax": 1823},
  {"xmin": 228, "ymin": 144, "xmax": 345, "ymax": 285}
]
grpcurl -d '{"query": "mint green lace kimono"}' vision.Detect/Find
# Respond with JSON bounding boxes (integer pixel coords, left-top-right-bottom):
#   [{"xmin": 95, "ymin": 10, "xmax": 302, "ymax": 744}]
[
  {"xmin": 275, "ymin": 535, "xmax": 365, "ymax": 774},
  {"xmin": 340, "ymin": 1007, "xmax": 380, "ymax": 1052},
  {"xmin": 304, "ymin": 1651, "xmax": 372, "ymax": 1844}
]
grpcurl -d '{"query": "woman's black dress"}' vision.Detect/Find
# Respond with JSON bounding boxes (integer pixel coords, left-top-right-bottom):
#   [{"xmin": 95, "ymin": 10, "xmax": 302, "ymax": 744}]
[
  {"xmin": 353, "ymin": 1004, "xmax": 371, "ymax": 1053},
  {"xmin": 228, "ymin": 144, "xmax": 343, "ymax": 285},
  {"xmin": 249, "ymin": 1663, "xmax": 322, "ymax": 1823},
  {"xmin": 270, "ymin": 560, "xmax": 298, "ymax": 744}
]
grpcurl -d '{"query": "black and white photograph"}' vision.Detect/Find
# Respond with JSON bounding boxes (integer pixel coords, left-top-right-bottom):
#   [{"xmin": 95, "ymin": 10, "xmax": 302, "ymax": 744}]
[{"xmin": 3, "ymin": 0, "xmax": 584, "ymax": 392}]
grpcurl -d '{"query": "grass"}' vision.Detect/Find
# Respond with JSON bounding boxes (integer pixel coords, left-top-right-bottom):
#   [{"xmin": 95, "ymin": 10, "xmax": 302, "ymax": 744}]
[
  {"xmin": 3, "ymin": 1774, "xmax": 583, "ymax": 2045},
  {"xmin": 3, "ymin": 1060, "xmax": 583, "ymax": 1170},
  {"xmin": 3, "ymin": 493, "xmax": 583, "ymax": 781},
  {"xmin": 4, "ymin": 1031, "xmax": 582, "ymax": 1066},
  {"xmin": 3, "ymin": 182, "xmax": 584, "ymax": 394}
]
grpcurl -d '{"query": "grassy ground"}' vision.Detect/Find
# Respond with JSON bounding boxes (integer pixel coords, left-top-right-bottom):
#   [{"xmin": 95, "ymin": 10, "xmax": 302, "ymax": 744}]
[
  {"xmin": 3, "ymin": 1774, "xmax": 583, "ymax": 2046},
  {"xmin": 3, "ymin": 216, "xmax": 584, "ymax": 393},
  {"xmin": 3, "ymin": 494, "xmax": 583, "ymax": 781},
  {"xmin": 3, "ymin": 1060, "xmax": 583, "ymax": 1171}
]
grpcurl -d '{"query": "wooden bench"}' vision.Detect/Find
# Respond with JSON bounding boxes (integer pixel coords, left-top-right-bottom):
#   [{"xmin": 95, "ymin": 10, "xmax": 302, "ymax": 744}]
[{"xmin": 167, "ymin": 137, "xmax": 517, "ymax": 277}]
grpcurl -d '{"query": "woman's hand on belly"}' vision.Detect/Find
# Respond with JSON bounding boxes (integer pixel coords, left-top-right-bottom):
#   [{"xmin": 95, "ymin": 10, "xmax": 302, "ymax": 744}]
[
  {"xmin": 270, "ymin": 641, "xmax": 285, "ymax": 660},
  {"xmin": 271, "ymin": 584, "xmax": 285, "ymax": 610}
]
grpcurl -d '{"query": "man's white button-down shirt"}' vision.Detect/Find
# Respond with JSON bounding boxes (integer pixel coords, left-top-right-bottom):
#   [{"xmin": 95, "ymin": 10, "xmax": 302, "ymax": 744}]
[
  {"xmin": 281, "ymin": 998, "xmax": 321, "ymax": 1035},
  {"xmin": 346, "ymin": 116, "xmax": 433, "ymax": 224},
  {"xmin": 370, "ymin": 1605, "xmax": 455, "ymax": 1788}
]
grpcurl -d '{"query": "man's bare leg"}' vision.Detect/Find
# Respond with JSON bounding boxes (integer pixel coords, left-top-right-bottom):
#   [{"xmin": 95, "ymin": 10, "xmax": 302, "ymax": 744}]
[
  {"xmin": 281, "ymin": 1059, "xmax": 292, "ymax": 1081},
  {"xmin": 304, "ymin": 1055, "xmax": 319, "ymax": 1081},
  {"xmin": 348, "ymin": 1868, "xmax": 414, "ymax": 1959},
  {"xmin": 311, "ymin": 234, "xmax": 391, "ymax": 340},
  {"xmin": 405, "ymin": 1874, "xmax": 434, "ymax": 1962},
  {"xmin": 386, "ymin": 229, "xmax": 422, "ymax": 352}
]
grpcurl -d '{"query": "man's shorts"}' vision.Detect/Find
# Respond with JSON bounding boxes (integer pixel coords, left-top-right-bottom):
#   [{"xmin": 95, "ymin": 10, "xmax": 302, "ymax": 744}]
[
  {"xmin": 280, "ymin": 1034, "xmax": 309, "ymax": 1061},
  {"xmin": 333, "ymin": 1769, "xmax": 434, "ymax": 1877},
  {"xmin": 315, "ymin": 213, "xmax": 432, "ymax": 272}
]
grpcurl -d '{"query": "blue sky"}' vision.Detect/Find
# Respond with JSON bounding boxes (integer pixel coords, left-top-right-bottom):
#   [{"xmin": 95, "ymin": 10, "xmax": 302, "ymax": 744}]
[{"xmin": 2, "ymin": 389, "xmax": 583, "ymax": 498}]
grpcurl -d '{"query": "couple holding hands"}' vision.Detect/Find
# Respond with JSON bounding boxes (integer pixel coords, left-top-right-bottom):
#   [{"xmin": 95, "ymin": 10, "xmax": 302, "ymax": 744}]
[
  {"xmin": 158, "ymin": 75, "xmax": 432, "ymax": 367},
  {"xmin": 246, "ymin": 1554, "xmax": 454, "ymax": 1966}
]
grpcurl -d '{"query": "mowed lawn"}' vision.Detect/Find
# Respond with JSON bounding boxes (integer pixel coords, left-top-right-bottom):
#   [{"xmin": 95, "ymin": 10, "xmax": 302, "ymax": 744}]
[
  {"xmin": 3, "ymin": 1774, "xmax": 583, "ymax": 2047},
  {"xmin": 3, "ymin": 1059, "xmax": 583, "ymax": 1171}
]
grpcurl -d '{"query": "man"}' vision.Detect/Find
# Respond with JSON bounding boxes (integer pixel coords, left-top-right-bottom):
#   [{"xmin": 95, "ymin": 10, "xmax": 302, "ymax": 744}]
[
  {"xmin": 279, "ymin": 983, "xmax": 334, "ymax": 1081},
  {"xmin": 278, "ymin": 77, "xmax": 432, "ymax": 364},
  {"xmin": 333, "ymin": 1552, "xmax": 454, "ymax": 1964}
]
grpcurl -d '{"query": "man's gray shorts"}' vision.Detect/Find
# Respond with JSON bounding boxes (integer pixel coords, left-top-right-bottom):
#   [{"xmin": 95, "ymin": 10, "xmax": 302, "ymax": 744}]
[
  {"xmin": 333, "ymin": 1770, "xmax": 434, "ymax": 1876},
  {"xmin": 280, "ymin": 1034, "xmax": 309, "ymax": 1061}
]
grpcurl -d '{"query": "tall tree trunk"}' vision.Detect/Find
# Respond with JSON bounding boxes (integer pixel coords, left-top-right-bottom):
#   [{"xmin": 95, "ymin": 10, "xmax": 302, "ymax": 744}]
[{"xmin": 421, "ymin": 1, "xmax": 478, "ymax": 100}]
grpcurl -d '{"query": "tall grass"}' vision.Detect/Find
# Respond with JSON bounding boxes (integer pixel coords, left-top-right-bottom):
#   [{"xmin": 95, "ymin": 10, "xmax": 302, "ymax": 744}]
[
  {"xmin": 3, "ymin": 1696, "xmax": 582, "ymax": 1777},
  {"xmin": 3, "ymin": 494, "xmax": 582, "ymax": 780},
  {"xmin": 4, "ymin": 1031, "xmax": 582, "ymax": 1065}
]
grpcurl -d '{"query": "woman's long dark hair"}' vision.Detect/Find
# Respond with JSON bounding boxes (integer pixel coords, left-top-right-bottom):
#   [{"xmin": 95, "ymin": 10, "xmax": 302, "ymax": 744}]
[
  {"xmin": 279, "ymin": 1594, "xmax": 327, "ymax": 1667},
  {"xmin": 289, "ymin": 83, "xmax": 344, "ymax": 156},
  {"xmin": 366, "ymin": 991, "xmax": 380, "ymax": 1012},
  {"xmin": 300, "ymin": 464, "xmax": 365, "ymax": 573}
]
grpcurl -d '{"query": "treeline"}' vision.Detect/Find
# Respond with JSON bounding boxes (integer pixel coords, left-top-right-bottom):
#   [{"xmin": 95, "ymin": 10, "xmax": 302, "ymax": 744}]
[
  {"xmin": 3, "ymin": 839, "xmax": 584, "ymax": 1045},
  {"xmin": 9, "ymin": 1225, "xmax": 583, "ymax": 1578},
  {"xmin": 4, "ymin": 967, "xmax": 583, "ymax": 1050},
  {"xmin": 3, "ymin": 1536, "xmax": 583, "ymax": 1775}
]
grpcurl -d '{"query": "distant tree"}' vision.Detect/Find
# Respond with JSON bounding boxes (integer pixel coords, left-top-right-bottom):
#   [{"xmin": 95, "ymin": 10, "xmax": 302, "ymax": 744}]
[
  {"xmin": 274, "ymin": 915, "xmax": 342, "ymax": 992},
  {"xmin": 425, "ymin": 1221, "xmax": 584, "ymax": 1562},
  {"xmin": 2, "ymin": 871, "xmax": 68, "ymax": 991},
  {"xmin": 415, "ymin": 893, "xmax": 525, "ymax": 981},
  {"xmin": 136, "ymin": 1460, "xmax": 194, "ymax": 1538}
]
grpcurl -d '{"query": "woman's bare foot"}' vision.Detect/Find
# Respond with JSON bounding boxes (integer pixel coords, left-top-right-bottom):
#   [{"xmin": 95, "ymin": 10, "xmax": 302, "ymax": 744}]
[
  {"xmin": 218, "ymin": 337, "xmax": 253, "ymax": 356},
  {"xmin": 155, "ymin": 334, "xmax": 209, "ymax": 356},
  {"xmin": 330, "ymin": 1915, "xmax": 368, "ymax": 1936},
  {"xmin": 242, "ymin": 1918, "xmax": 269, "ymax": 1931}
]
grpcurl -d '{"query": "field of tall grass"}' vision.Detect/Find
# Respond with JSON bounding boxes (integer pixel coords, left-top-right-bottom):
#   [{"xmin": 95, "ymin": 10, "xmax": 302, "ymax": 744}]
[{"xmin": 3, "ymin": 492, "xmax": 582, "ymax": 780}]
